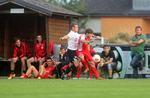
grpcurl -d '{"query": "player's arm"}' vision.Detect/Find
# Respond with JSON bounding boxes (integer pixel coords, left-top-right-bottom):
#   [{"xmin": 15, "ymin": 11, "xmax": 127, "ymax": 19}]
[
  {"xmin": 60, "ymin": 35, "xmax": 69, "ymax": 40},
  {"xmin": 103, "ymin": 58, "xmax": 113, "ymax": 64}
]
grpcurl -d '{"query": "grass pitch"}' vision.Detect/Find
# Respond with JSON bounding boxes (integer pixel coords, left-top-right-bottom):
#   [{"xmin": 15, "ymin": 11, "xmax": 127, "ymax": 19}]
[{"xmin": 0, "ymin": 79, "xmax": 150, "ymax": 98}]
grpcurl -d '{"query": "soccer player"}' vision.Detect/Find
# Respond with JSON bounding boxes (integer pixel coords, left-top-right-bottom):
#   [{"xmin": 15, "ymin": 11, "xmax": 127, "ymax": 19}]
[
  {"xmin": 38, "ymin": 57, "xmax": 56, "ymax": 79},
  {"xmin": 21, "ymin": 57, "xmax": 56, "ymax": 79},
  {"xmin": 8, "ymin": 39, "xmax": 29, "ymax": 79},
  {"xmin": 27, "ymin": 35, "xmax": 46, "ymax": 68},
  {"xmin": 60, "ymin": 23, "xmax": 80, "ymax": 78},
  {"xmin": 76, "ymin": 28, "xmax": 104, "ymax": 80}
]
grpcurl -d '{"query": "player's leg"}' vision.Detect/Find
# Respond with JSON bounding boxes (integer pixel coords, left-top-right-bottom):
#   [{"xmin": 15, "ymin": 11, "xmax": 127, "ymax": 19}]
[
  {"xmin": 8, "ymin": 57, "xmax": 18, "ymax": 79},
  {"xmin": 78, "ymin": 52, "xmax": 89, "ymax": 73},
  {"xmin": 76, "ymin": 62, "xmax": 83, "ymax": 79},
  {"xmin": 21, "ymin": 66, "xmax": 39, "ymax": 79},
  {"xmin": 20, "ymin": 57, "xmax": 27, "ymax": 77},
  {"xmin": 89, "ymin": 61, "xmax": 99, "ymax": 79},
  {"xmin": 39, "ymin": 57, "xmax": 45, "ymax": 66},
  {"xmin": 38, "ymin": 65, "xmax": 46, "ymax": 79},
  {"xmin": 107, "ymin": 64, "xmax": 113, "ymax": 79},
  {"xmin": 27, "ymin": 57, "xmax": 35, "ymax": 68}
]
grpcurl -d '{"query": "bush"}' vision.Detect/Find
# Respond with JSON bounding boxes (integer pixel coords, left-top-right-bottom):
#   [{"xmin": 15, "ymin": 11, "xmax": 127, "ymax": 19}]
[{"xmin": 109, "ymin": 32, "xmax": 131, "ymax": 44}]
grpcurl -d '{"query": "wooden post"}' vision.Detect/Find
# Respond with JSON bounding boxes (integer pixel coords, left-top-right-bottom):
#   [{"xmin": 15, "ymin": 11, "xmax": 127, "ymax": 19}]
[
  {"xmin": 4, "ymin": 17, "xmax": 9, "ymax": 59},
  {"xmin": 45, "ymin": 16, "xmax": 49, "ymax": 56}
]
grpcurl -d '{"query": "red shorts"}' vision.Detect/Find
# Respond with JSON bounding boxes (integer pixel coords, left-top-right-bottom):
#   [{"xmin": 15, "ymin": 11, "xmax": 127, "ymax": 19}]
[
  {"xmin": 61, "ymin": 64, "xmax": 69, "ymax": 71},
  {"xmin": 76, "ymin": 51, "xmax": 84, "ymax": 57},
  {"xmin": 42, "ymin": 73, "xmax": 49, "ymax": 79}
]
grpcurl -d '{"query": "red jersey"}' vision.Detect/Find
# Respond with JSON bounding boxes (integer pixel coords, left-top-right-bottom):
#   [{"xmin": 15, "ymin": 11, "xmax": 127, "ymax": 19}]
[
  {"xmin": 45, "ymin": 65, "xmax": 56, "ymax": 75},
  {"xmin": 13, "ymin": 42, "xmax": 28, "ymax": 58},
  {"xmin": 42, "ymin": 65, "xmax": 56, "ymax": 78},
  {"xmin": 48, "ymin": 40, "xmax": 54, "ymax": 56},
  {"xmin": 82, "ymin": 37, "xmax": 91, "ymax": 53},
  {"xmin": 34, "ymin": 41, "xmax": 46, "ymax": 58}
]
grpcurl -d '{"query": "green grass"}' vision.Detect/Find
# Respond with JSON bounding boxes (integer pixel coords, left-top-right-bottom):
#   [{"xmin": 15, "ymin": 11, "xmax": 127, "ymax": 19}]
[{"xmin": 0, "ymin": 79, "xmax": 150, "ymax": 98}]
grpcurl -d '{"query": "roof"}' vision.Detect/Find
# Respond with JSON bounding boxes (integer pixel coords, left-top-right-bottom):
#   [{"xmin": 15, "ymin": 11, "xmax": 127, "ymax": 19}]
[
  {"xmin": 84, "ymin": 0, "xmax": 150, "ymax": 17},
  {"xmin": 0, "ymin": 0, "xmax": 81, "ymax": 16}
]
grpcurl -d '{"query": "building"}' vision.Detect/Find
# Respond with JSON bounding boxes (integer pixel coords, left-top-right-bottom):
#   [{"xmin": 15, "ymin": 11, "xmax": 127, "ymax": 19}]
[
  {"xmin": 0, "ymin": 0, "xmax": 81, "ymax": 58},
  {"xmin": 84, "ymin": 0, "xmax": 150, "ymax": 39}
]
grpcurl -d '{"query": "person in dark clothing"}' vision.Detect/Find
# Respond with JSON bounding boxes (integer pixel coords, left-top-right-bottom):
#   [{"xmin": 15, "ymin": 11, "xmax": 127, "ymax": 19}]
[
  {"xmin": 56, "ymin": 47, "xmax": 70, "ymax": 78},
  {"xmin": 100, "ymin": 45, "xmax": 117, "ymax": 79}
]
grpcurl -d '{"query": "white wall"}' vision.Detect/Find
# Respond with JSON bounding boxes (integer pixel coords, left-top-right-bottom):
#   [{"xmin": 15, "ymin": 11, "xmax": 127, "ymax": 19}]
[{"xmin": 85, "ymin": 18, "xmax": 101, "ymax": 34}]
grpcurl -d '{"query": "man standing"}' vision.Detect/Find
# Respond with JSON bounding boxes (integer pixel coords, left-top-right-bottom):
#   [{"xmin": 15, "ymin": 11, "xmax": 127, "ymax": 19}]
[
  {"xmin": 60, "ymin": 23, "xmax": 79, "ymax": 63},
  {"xmin": 60, "ymin": 23, "xmax": 80, "ymax": 77},
  {"xmin": 130, "ymin": 26, "xmax": 146, "ymax": 78}
]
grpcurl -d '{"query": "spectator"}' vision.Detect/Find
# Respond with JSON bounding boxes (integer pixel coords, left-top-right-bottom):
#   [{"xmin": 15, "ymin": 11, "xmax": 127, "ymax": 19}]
[
  {"xmin": 100, "ymin": 45, "xmax": 117, "ymax": 79},
  {"xmin": 130, "ymin": 26, "xmax": 146, "ymax": 78},
  {"xmin": 56, "ymin": 47, "xmax": 70, "ymax": 78}
]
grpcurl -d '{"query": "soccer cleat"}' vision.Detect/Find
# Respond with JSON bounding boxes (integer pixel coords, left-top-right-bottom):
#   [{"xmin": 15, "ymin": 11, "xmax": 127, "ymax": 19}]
[
  {"xmin": 20, "ymin": 73, "xmax": 27, "ymax": 79},
  {"xmin": 20, "ymin": 73, "xmax": 26, "ymax": 78},
  {"xmin": 8, "ymin": 73, "xmax": 16, "ymax": 79}
]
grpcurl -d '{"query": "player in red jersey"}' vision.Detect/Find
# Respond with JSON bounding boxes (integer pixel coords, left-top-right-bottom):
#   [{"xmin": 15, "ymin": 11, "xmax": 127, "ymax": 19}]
[
  {"xmin": 38, "ymin": 57, "xmax": 56, "ymax": 79},
  {"xmin": 8, "ymin": 39, "xmax": 29, "ymax": 79},
  {"xmin": 21, "ymin": 57, "xmax": 56, "ymax": 79},
  {"xmin": 27, "ymin": 35, "xmax": 46, "ymax": 68},
  {"xmin": 76, "ymin": 28, "xmax": 104, "ymax": 80}
]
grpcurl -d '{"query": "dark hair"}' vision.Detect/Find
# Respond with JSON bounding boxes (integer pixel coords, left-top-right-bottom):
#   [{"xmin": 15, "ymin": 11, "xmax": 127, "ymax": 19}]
[
  {"xmin": 103, "ymin": 45, "xmax": 110, "ymax": 48},
  {"xmin": 135, "ymin": 26, "xmax": 142, "ymax": 31},
  {"xmin": 14, "ymin": 38, "xmax": 21, "ymax": 42},
  {"xmin": 70, "ymin": 23, "xmax": 78, "ymax": 28},
  {"xmin": 46, "ymin": 57, "xmax": 53, "ymax": 61},
  {"xmin": 36, "ymin": 35, "xmax": 42, "ymax": 38},
  {"xmin": 60, "ymin": 47, "xmax": 66, "ymax": 50},
  {"xmin": 85, "ymin": 28, "xmax": 94, "ymax": 34}
]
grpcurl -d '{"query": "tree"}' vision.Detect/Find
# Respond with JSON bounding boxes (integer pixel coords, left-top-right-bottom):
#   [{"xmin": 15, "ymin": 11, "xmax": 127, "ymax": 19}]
[
  {"xmin": 46, "ymin": 0, "xmax": 88, "ymax": 31},
  {"xmin": 47, "ymin": 0, "xmax": 87, "ymax": 14}
]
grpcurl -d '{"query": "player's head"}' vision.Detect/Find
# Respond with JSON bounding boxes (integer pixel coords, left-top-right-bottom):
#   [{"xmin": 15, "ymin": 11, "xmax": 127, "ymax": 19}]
[
  {"xmin": 46, "ymin": 57, "xmax": 54, "ymax": 65},
  {"xmin": 103, "ymin": 45, "xmax": 110, "ymax": 54},
  {"xmin": 15, "ymin": 38, "xmax": 21, "ymax": 47},
  {"xmin": 60, "ymin": 47, "xmax": 66, "ymax": 54},
  {"xmin": 36, "ymin": 35, "xmax": 42, "ymax": 43},
  {"xmin": 71, "ymin": 23, "xmax": 78, "ymax": 33},
  {"xmin": 85, "ymin": 28, "xmax": 94, "ymax": 37},
  {"xmin": 135, "ymin": 26, "xmax": 142, "ymax": 35}
]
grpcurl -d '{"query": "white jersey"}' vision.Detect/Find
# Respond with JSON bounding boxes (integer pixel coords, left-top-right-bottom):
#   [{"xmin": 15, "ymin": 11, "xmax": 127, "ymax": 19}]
[
  {"xmin": 67, "ymin": 30, "xmax": 80, "ymax": 50},
  {"xmin": 77, "ymin": 34, "xmax": 85, "ymax": 51}
]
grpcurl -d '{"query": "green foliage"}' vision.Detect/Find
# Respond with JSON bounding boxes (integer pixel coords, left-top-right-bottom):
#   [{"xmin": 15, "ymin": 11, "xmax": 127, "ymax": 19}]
[
  {"xmin": 47, "ymin": 0, "xmax": 87, "ymax": 14},
  {"xmin": 46, "ymin": 0, "xmax": 88, "ymax": 30},
  {"xmin": 109, "ymin": 32, "xmax": 131, "ymax": 44}
]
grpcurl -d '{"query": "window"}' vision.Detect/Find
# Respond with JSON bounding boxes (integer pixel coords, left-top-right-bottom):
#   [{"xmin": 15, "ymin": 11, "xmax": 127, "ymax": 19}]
[{"xmin": 133, "ymin": 0, "xmax": 150, "ymax": 10}]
